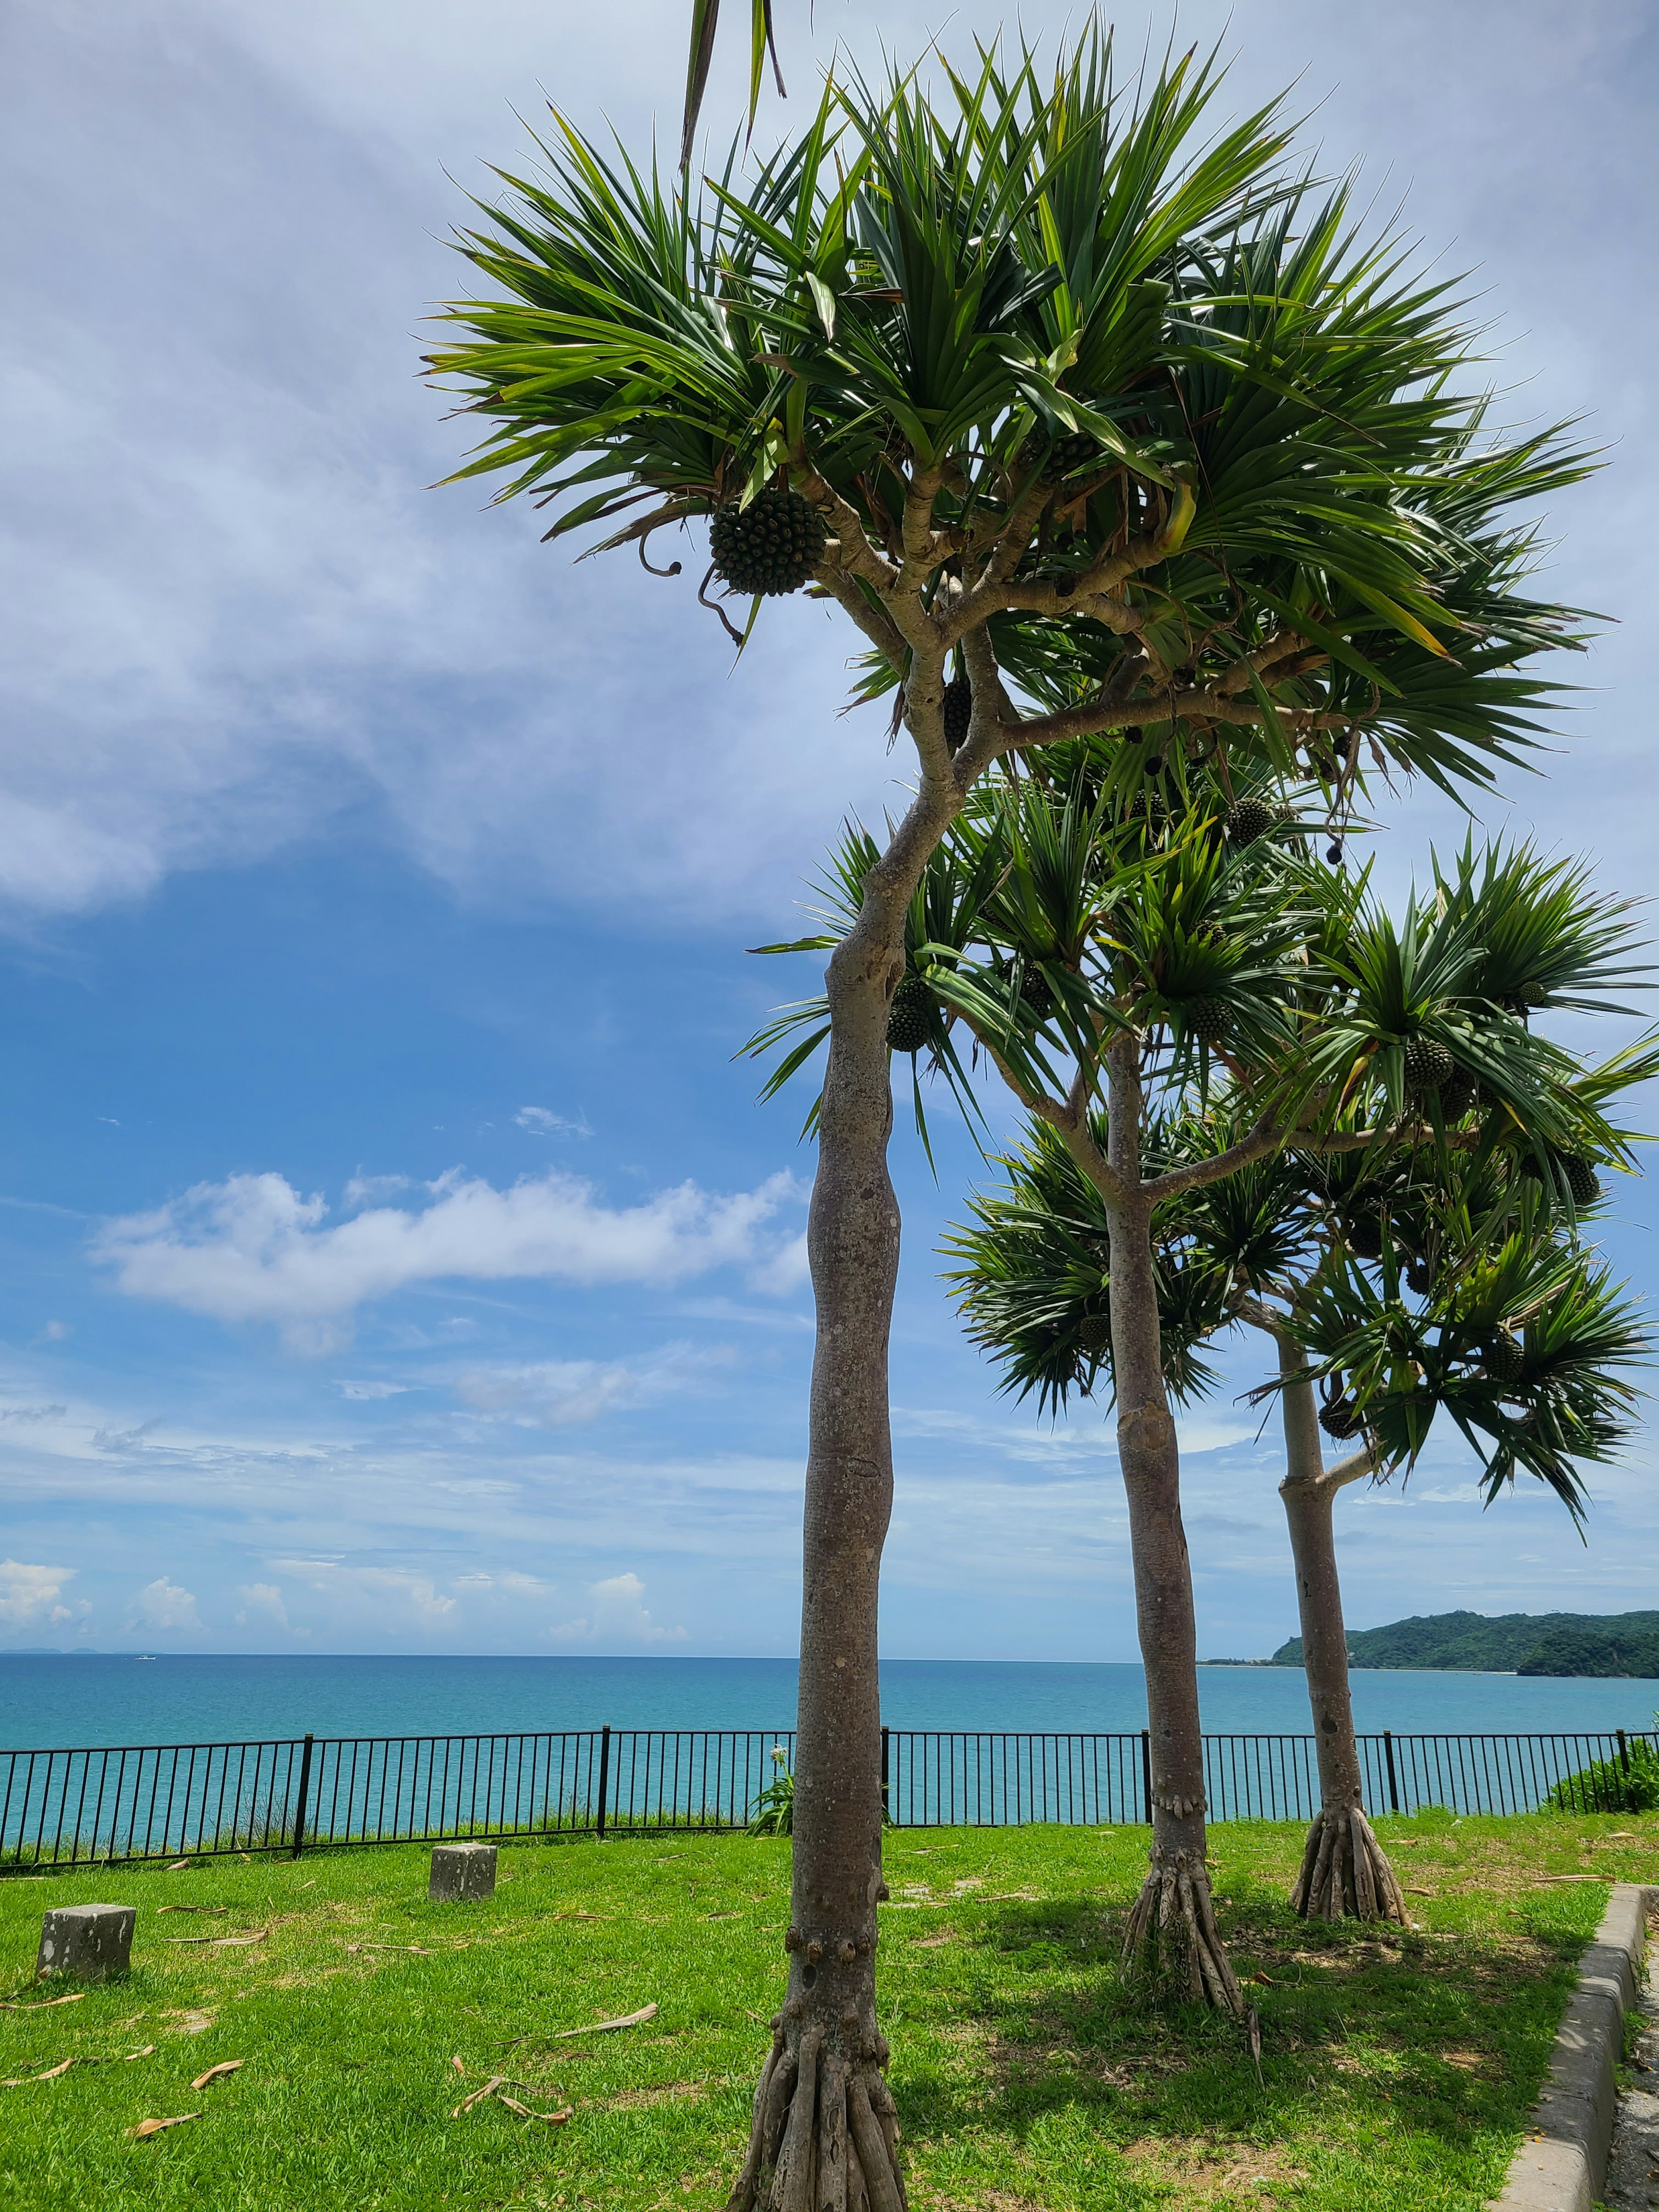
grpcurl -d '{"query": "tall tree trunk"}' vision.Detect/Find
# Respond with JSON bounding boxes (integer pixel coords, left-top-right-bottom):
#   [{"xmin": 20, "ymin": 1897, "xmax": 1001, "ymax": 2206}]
[
  {"xmin": 728, "ymin": 884, "xmax": 920, "ymax": 2212},
  {"xmin": 1102, "ymin": 1035, "xmax": 1240, "ymax": 2011},
  {"xmin": 1276, "ymin": 1339, "xmax": 1406, "ymax": 1925}
]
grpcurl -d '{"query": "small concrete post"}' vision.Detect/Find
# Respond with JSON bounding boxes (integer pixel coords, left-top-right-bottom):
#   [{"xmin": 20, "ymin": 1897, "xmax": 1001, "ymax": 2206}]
[
  {"xmin": 36, "ymin": 1904, "xmax": 136, "ymax": 1982},
  {"xmin": 429, "ymin": 1842, "xmax": 497, "ymax": 1902}
]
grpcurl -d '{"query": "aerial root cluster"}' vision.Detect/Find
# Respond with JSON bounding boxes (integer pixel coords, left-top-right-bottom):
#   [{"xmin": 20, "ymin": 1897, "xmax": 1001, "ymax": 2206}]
[
  {"xmin": 1121, "ymin": 1847, "xmax": 1243, "ymax": 2014},
  {"xmin": 728, "ymin": 2021, "xmax": 905, "ymax": 2212},
  {"xmin": 1290, "ymin": 1804, "xmax": 1406, "ymax": 1923}
]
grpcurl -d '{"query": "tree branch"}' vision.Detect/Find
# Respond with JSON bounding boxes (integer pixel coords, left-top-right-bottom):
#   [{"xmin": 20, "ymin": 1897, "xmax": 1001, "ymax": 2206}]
[{"xmin": 1142, "ymin": 1112, "xmax": 1284, "ymax": 1201}]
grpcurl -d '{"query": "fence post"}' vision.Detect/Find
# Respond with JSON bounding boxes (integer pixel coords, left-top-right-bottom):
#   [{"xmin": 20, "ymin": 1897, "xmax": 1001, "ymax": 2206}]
[
  {"xmin": 595, "ymin": 1726, "xmax": 612, "ymax": 1840},
  {"xmin": 1384, "ymin": 1730, "xmax": 1400, "ymax": 1815},
  {"xmin": 880, "ymin": 1727, "xmax": 890, "ymax": 1826},
  {"xmin": 1618, "ymin": 1727, "xmax": 1630, "ymax": 1775},
  {"xmin": 1140, "ymin": 1730, "xmax": 1152, "ymax": 1824},
  {"xmin": 289, "ymin": 1735, "xmax": 314, "ymax": 1860}
]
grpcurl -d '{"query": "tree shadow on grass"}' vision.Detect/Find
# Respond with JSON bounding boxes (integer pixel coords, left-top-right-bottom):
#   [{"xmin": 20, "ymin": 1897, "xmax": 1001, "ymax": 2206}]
[{"xmin": 890, "ymin": 1889, "xmax": 1585, "ymax": 2205}]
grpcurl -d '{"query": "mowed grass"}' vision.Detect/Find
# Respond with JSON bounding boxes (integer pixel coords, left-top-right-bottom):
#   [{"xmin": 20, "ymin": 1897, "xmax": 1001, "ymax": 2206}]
[{"xmin": 2, "ymin": 1809, "xmax": 1656, "ymax": 2211}]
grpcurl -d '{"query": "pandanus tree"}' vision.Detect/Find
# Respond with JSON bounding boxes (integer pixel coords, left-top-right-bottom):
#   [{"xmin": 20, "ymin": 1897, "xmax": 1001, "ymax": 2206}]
[
  {"xmin": 946, "ymin": 972, "xmax": 1653, "ymax": 1923},
  {"xmin": 428, "ymin": 29, "xmax": 1594, "ymax": 2190},
  {"xmin": 758, "ymin": 785, "xmax": 1637, "ymax": 1992}
]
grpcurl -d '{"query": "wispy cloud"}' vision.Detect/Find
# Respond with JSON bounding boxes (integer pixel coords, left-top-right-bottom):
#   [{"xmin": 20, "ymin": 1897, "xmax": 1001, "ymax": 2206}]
[
  {"xmin": 92, "ymin": 1166, "xmax": 804, "ymax": 1349},
  {"xmin": 515, "ymin": 1106, "xmax": 591, "ymax": 1138},
  {"xmin": 454, "ymin": 1342, "xmax": 731, "ymax": 1428}
]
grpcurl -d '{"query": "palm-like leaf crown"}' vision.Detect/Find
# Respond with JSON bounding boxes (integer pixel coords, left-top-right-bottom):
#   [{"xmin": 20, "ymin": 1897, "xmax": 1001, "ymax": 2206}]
[
  {"xmin": 429, "ymin": 25, "xmax": 1594, "ymax": 814},
  {"xmin": 947, "ymin": 1104, "xmax": 1653, "ymax": 1521}
]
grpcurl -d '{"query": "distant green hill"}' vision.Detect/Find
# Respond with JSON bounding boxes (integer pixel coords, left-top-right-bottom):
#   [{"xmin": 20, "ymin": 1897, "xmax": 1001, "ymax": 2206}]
[{"xmin": 1269, "ymin": 1609, "xmax": 1659, "ymax": 1677}]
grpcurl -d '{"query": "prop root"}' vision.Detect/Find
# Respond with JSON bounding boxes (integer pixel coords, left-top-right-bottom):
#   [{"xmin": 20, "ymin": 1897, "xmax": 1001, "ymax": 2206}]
[
  {"xmin": 1289, "ymin": 1805, "xmax": 1406, "ymax": 1923},
  {"xmin": 728, "ymin": 2021, "xmax": 904, "ymax": 2212},
  {"xmin": 1120, "ymin": 1845, "xmax": 1242, "ymax": 2013}
]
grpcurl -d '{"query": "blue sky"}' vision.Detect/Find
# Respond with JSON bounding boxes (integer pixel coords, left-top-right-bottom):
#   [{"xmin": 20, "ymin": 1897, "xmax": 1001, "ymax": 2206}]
[{"xmin": 2, "ymin": 0, "xmax": 1656, "ymax": 1659}]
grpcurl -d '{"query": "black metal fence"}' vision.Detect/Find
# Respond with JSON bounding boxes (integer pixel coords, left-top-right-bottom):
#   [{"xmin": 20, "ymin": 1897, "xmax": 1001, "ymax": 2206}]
[{"xmin": 3, "ymin": 1723, "xmax": 1653, "ymax": 1872}]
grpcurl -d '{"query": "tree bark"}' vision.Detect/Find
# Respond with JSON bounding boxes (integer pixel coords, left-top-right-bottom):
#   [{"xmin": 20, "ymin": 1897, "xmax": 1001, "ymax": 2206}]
[
  {"xmin": 728, "ymin": 824, "xmax": 936, "ymax": 2209},
  {"xmin": 1100, "ymin": 1034, "xmax": 1241, "ymax": 2011},
  {"xmin": 1275, "ymin": 1340, "xmax": 1406, "ymax": 1924}
]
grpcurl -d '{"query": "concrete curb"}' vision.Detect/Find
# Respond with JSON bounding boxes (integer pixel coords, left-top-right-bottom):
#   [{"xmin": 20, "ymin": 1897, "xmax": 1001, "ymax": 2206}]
[{"xmin": 1492, "ymin": 1882, "xmax": 1657, "ymax": 2212}]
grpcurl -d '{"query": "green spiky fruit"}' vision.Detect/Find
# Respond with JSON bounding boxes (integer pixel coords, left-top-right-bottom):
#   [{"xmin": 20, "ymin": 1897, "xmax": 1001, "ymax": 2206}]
[
  {"xmin": 1185, "ymin": 998, "xmax": 1229, "ymax": 1047},
  {"xmin": 1224, "ymin": 797, "xmax": 1275, "ymax": 847},
  {"xmin": 885, "ymin": 971, "xmax": 932, "ymax": 1054},
  {"xmin": 1076, "ymin": 1313, "xmax": 1112, "ymax": 1357},
  {"xmin": 942, "ymin": 674, "xmax": 972, "ymax": 752},
  {"xmin": 1403, "ymin": 1036, "xmax": 1456, "ymax": 1094},
  {"xmin": 1563, "ymin": 1154, "xmax": 1601, "ymax": 1206},
  {"xmin": 708, "ymin": 489, "xmax": 828, "ymax": 597},
  {"xmin": 1319, "ymin": 1396, "xmax": 1363, "ymax": 1439},
  {"xmin": 1519, "ymin": 1150, "xmax": 1602, "ymax": 1205},
  {"xmin": 1344, "ymin": 1212, "xmax": 1385, "ymax": 1261},
  {"xmin": 1127, "ymin": 790, "xmax": 1169, "ymax": 830},
  {"xmin": 1018, "ymin": 965, "xmax": 1056, "ymax": 1022},
  {"xmin": 1023, "ymin": 429, "xmax": 1097, "ymax": 484},
  {"xmin": 1475, "ymin": 1328, "xmax": 1525, "ymax": 1386},
  {"xmin": 1436, "ymin": 1068, "xmax": 1478, "ymax": 1121}
]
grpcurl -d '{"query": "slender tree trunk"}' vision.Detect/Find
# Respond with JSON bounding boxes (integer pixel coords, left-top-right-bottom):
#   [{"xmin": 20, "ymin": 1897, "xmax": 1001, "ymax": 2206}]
[
  {"xmin": 1102, "ymin": 1035, "xmax": 1240, "ymax": 2011},
  {"xmin": 728, "ymin": 856, "xmax": 931, "ymax": 2212},
  {"xmin": 1276, "ymin": 1341, "xmax": 1405, "ymax": 1925}
]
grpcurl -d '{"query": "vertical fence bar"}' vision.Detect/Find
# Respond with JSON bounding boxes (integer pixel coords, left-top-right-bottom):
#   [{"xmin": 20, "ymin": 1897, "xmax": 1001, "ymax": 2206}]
[
  {"xmin": 1140, "ymin": 1730, "xmax": 1152, "ymax": 1823},
  {"xmin": 880, "ymin": 1727, "xmax": 891, "ymax": 1826},
  {"xmin": 1384, "ymin": 1730, "xmax": 1400, "ymax": 1815},
  {"xmin": 289, "ymin": 1735, "xmax": 315, "ymax": 1859},
  {"xmin": 595, "ymin": 1725, "xmax": 611, "ymax": 1840}
]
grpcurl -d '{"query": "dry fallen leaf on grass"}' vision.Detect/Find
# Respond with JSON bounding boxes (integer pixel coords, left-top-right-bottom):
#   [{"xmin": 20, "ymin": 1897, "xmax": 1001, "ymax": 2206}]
[
  {"xmin": 129, "ymin": 2113, "xmax": 202, "ymax": 2139},
  {"xmin": 498, "ymin": 2096, "xmax": 572, "ymax": 2125},
  {"xmin": 169, "ymin": 1931, "xmax": 268, "ymax": 1948},
  {"xmin": 451, "ymin": 2055, "xmax": 465, "ymax": 2074},
  {"xmin": 550, "ymin": 2003, "xmax": 657, "ymax": 2040},
  {"xmin": 1404, "ymin": 1886, "xmax": 1434, "ymax": 1897},
  {"xmin": 451, "ymin": 2074, "xmax": 505, "ymax": 2117},
  {"xmin": 125, "ymin": 2047, "xmax": 156, "ymax": 2061},
  {"xmin": 157, "ymin": 1905, "xmax": 227, "ymax": 1916},
  {"xmin": 165, "ymin": 1861, "xmax": 192, "ymax": 1872},
  {"xmin": 0, "ymin": 1993, "xmax": 85, "ymax": 2011},
  {"xmin": 191, "ymin": 2061, "xmax": 244, "ymax": 2090},
  {"xmin": 554, "ymin": 1911, "xmax": 604, "ymax": 1923},
  {"xmin": 3, "ymin": 2058, "xmax": 76, "ymax": 2087},
  {"xmin": 345, "ymin": 1943, "xmax": 432, "ymax": 1956}
]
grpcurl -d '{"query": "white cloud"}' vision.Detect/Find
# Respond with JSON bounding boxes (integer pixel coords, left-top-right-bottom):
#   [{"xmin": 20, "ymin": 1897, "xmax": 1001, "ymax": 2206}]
[
  {"xmin": 272, "ymin": 1559, "xmax": 457, "ymax": 1625},
  {"xmin": 37, "ymin": 1320, "xmax": 71, "ymax": 1343},
  {"xmin": 132, "ymin": 1575, "xmax": 203, "ymax": 1632},
  {"xmin": 749, "ymin": 1230, "xmax": 810, "ymax": 1297},
  {"xmin": 454, "ymin": 1342, "xmax": 730, "ymax": 1428},
  {"xmin": 547, "ymin": 1570, "xmax": 687, "ymax": 1647},
  {"xmin": 234, "ymin": 1580, "xmax": 288, "ymax": 1627},
  {"xmin": 336, "ymin": 1379, "xmax": 411, "ymax": 1399},
  {"xmin": 515, "ymin": 1106, "xmax": 591, "ymax": 1138},
  {"xmin": 0, "ymin": 1558, "xmax": 76, "ymax": 1628},
  {"xmin": 343, "ymin": 1173, "xmax": 410, "ymax": 1208},
  {"xmin": 92, "ymin": 1166, "xmax": 804, "ymax": 1348}
]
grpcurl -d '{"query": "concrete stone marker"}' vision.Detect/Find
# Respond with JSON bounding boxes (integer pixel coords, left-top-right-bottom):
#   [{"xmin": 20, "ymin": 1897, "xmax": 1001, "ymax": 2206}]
[
  {"xmin": 429, "ymin": 1842, "xmax": 497, "ymax": 1902},
  {"xmin": 36, "ymin": 1904, "xmax": 137, "ymax": 1982}
]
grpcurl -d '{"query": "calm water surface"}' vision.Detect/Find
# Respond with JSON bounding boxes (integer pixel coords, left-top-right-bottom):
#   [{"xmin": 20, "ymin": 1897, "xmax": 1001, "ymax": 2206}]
[{"xmin": 3, "ymin": 1654, "xmax": 1657, "ymax": 1751}]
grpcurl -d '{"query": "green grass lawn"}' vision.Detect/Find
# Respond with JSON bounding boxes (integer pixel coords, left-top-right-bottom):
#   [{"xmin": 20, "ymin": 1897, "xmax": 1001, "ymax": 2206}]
[{"xmin": 2, "ymin": 1809, "xmax": 1655, "ymax": 2211}]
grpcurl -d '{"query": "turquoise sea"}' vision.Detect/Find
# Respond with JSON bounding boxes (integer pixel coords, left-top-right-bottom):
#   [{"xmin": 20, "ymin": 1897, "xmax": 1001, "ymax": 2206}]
[{"xmin": 3, "ymin": 1654, "xmax": 1657, "ymax": 1751}]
